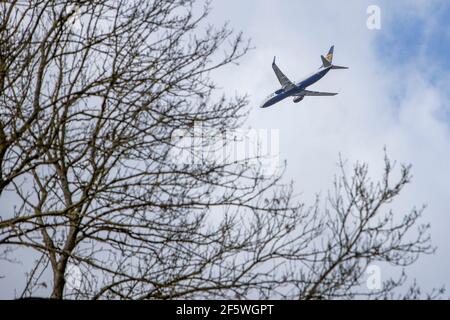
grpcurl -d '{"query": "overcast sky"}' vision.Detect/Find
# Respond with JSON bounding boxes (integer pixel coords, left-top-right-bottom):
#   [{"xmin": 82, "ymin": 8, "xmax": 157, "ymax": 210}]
[
  {"xmin": 1, "ymin": 0, "xmax": 449, "ymax": 298},
  {"xmin": 208, "ymin": 0, "xmax": 450, "ymax": 293}
]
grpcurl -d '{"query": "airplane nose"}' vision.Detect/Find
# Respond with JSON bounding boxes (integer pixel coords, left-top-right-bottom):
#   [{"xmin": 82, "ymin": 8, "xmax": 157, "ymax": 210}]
[
  {"xmin": 260, "ymin": 94, "xmax": 276, "ymax": 108},
  {"xmin": 260, "ymin": 100, "xmax": 271, "ymax": 108}
]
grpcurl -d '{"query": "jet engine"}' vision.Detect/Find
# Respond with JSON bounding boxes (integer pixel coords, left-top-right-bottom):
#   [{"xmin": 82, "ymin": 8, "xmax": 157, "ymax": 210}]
[{"xmin": 293, "ymin": 96, "xmax": 304, "ymax": 103}]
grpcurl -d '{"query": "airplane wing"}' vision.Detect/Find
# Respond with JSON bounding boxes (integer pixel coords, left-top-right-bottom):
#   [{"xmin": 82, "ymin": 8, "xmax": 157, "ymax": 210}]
[
  {"xmin": 298, "ymin": 89, "xmax": 338, "ymax": 96},
  {"xmin": 272, "ymin": 57, "xmax": 295, "ymax": 91}
]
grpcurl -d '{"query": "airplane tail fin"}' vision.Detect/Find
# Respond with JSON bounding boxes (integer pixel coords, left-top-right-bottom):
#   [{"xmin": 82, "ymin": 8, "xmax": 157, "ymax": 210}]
[
  {"xmin": 321, "ymin": 45, "xmax": 348, "ymax": 69},
  {"xmin": 325, "ymin": 45, "xmax": 334, "ymax": 63},
  {"xmin": 321, "ymin": 55, "xmax": 332, "ymax": 68},
  {"xmin": 321, "ymin": 45, "xmax": 334, "ymax": 68}
]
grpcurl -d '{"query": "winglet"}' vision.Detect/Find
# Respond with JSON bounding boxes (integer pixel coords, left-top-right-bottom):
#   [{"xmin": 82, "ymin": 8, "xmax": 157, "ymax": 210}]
[{"xmin": 273, "ymin": 56, "xmax": 276, "ymax": 65}]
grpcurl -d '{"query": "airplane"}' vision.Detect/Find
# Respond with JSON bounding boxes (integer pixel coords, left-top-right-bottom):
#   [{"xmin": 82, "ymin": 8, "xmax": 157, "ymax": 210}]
[{"xmin": 260, "ymin": 46, "xmax": 348, "ymax": 108}]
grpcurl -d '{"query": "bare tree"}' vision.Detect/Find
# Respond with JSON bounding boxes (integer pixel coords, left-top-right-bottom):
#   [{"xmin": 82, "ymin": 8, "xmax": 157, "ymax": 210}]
[
  {"xmin": 0, "ymin": 0, "xmax": 57, "ymax": 199},
  {"xmin": 0, "ymin": 0, "xmax": 437, "ymax": 299}
]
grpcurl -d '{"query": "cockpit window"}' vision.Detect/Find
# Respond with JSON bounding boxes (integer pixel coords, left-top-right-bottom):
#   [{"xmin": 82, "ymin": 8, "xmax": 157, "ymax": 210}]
[{"xmin": 266, "ymin": 92, "xmax": 276, "ymax": 99}]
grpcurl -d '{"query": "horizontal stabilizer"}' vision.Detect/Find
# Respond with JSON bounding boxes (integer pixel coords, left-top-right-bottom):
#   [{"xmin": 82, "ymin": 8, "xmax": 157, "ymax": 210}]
[{"xmin": 332, "ymin": 65, "xmax": 348, "ymax": 70}]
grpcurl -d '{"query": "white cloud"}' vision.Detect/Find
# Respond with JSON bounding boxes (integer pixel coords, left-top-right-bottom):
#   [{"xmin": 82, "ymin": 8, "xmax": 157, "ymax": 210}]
[{"xmin": 210, "ymin": 0, "xmax": 450, "ymax": 292}]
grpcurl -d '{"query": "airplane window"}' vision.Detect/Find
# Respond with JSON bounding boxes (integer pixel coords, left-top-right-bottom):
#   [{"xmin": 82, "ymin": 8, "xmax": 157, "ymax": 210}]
[{"xmin": 275, "ymin": 89, "xmax": 283, "ymax": 95}]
